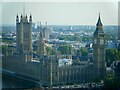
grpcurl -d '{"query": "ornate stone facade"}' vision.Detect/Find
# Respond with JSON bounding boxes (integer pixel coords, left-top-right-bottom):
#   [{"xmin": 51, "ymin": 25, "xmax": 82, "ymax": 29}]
[
  {"xmin": 2, "ymin": 14, "xmax": 106, "ymax": 87},
  {"xmin": 93, "ymin": 14, "xmax": 106, "ymax": 80},
  {"xmin": 16, "ymin": 14, "xmax": 32, "ymax": 61}
]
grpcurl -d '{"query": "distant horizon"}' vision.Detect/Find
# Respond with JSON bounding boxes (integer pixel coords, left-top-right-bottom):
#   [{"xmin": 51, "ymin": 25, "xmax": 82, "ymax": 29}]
[{"xmin": 0, "ymin": 24, "xmax": 118, "ymax": 27}]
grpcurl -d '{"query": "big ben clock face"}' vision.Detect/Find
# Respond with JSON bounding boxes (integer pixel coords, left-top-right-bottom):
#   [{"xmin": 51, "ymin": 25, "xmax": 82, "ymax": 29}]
[{"xmin": 100, "ymin": 39, "xmax": 104, "ymax": 45}]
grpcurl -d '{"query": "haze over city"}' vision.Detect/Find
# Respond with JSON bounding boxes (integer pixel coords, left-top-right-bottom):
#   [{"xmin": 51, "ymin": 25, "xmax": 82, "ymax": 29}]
[{"xmin": 2, "ymin": 2, "xmax": 118, "ymax": 25}]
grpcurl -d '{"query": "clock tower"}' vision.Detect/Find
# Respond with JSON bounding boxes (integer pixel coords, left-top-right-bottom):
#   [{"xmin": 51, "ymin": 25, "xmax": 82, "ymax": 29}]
[{"xmin": 93, "ymin": 14, "xmax": 106, "ymax": 80}]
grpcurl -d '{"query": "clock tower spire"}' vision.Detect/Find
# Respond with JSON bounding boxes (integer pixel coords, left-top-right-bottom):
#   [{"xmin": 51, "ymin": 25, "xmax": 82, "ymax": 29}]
[{"xmin": 93, "ymin": 14, "xmax": 106, "ymax": 80}]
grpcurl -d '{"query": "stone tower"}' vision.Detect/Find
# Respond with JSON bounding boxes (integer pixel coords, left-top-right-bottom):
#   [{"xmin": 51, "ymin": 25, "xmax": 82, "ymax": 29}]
[
  {"xmin": 16, "ymin": 14, "xmax": 32, "ymax": 61},
  {"xmin": 37, "ymin": 24, "xmax": 46, "ymax": 60},
  {"xmin": 16, "ymin": 14, "xmax": 23, "ymax": 53},
  {"xmin": 93, "ymin": 14, "xmax": 106, "ymax": 80}
]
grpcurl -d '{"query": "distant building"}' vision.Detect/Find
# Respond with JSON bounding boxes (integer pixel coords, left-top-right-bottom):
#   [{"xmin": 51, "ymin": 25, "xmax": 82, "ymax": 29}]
[
  {"xmin": 42, "ymin": 27, "xmax": 50, "ymax": 40},
  {"xmin": 41, "ymin": 22, "xmax": 51, "ymax": 40},
  {"xmin": 106, "ymin": 41, "xmax": 117, "ymax": 49},
  {"xmin": 59, "ymin": 58, "xmax": 72, "ymax": 67},
  {"xmin": 118, "ymin": 26, "xmax": 120, "ymax": 51}
]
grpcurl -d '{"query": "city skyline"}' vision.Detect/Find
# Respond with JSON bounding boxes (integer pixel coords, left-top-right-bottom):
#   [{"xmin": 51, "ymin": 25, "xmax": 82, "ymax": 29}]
[{"xmin": 2, "ymin": 2, "xmax": 118, "ymax": 25}]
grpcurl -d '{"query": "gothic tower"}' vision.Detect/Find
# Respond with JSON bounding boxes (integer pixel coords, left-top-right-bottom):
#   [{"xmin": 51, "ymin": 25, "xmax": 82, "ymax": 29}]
[
  {"xmin": 16, "ymin": 14, "xmax": 23, "ymax": 53},
  {"xmin": 16, "ymin": 14, "xmax": 32, "ymax": 61},
  {"xmin": 37, "ymin": 23, "xmax": 48, "ymax": 84},
  {"xmin": 93, "ymin": 14, "xmax": 106, "ymax": 80},
  {"xmin": 37, "ymin": 23, "xmax": 46, "ymax": 60}
]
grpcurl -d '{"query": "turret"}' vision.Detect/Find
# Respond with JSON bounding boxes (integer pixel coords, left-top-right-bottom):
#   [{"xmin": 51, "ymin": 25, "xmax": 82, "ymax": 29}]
[
  {"xmin": 16, "ymin": 14, "xmax": 19, "ymax": 23},
  {"xmin": 20, "ymin": 14, "xmax": 23, "ymax": 22},
  {"xmin": 29, "ymin": 14, "xmax": 32, "ymax": 22},
  {"xmin": 24, "ymin": 15, "xmax": 28, "ymax": 23}
]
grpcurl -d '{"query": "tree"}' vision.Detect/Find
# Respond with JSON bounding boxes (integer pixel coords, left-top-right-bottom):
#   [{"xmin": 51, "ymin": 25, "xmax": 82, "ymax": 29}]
[
  {"xmin": 58, "ymin": 45, "xmax": 72, "ymax": 55},
  {"xmin": 46, "ymin": 47, "xmax": 55, "ymax": 55},
  {"xmin": 82, "ymin": 36, "xmax": 91, "ymax": 42},
  {"xmin": 79, "ymin": 47, "xmax": 88, "ymax": 56},
  {"xmin": 104, "ymin": 75, "xmax": 119, "ymax": 88},
  {"xmin": 57, "ymin": 35, "xmax": 82, "ymax": 41},
  {"xmin": 2, "ymin": 45, "xmax": 8, "ymax": 54},
  {"xmin": 106, "ymin": 49, "xmax": 120, "ymax": 66}
]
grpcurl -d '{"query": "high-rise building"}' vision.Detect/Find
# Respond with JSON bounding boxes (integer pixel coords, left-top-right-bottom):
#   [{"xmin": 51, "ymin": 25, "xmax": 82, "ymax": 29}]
[
  {"xmin": 42, "ymin": 22, "xmax": 51, "ymax": 40},
  {"xmin": 16, "ymin": 14, "xmax": 32, "ymax": 61},
  {"xmin": 93, "ymin": 14, "xmax": 106, "ymax": 80}
]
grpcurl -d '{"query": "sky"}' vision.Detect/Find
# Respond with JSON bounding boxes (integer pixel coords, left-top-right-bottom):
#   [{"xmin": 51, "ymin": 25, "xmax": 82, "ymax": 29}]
[{"xmin": 1, "ymin": 2, "xmax": 118, "ymax": 25}]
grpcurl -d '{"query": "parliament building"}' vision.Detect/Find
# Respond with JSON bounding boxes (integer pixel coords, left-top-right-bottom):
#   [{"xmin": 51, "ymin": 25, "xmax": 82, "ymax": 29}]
[{"xmin": 2, "ymin": 13, "xmax": 106, "ymax": 87}]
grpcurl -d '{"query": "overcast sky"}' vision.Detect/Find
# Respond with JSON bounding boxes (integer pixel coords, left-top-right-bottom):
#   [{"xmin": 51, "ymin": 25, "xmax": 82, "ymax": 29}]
[{"xmin": 2, "ymin": 2, "xmax": 118, "ymax": 25}]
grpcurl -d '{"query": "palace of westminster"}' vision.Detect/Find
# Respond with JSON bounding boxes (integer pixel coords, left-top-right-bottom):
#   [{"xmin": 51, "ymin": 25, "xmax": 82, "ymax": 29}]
[{"xmin": 2, "ymin": 13, "xmax": 108, "ymax": 87}]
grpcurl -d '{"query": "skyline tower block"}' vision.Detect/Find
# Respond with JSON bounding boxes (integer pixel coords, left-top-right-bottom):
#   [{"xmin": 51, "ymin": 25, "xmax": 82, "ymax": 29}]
[{"xmin": 93, "ymin": 14, "xmax": 106, "ymax": 80}]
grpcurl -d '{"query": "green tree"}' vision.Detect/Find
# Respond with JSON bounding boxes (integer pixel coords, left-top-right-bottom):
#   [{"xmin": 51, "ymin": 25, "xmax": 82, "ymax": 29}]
[
  {"xmin": 104, "ymin": 75, "xmax": 119, "ymax": 88},
  {"xmin": 46, "ymin": 47, "xmax": 55, "ymax": 55},
  {"xmin": 57, "ymin": 35, "xmax": 82, "ymax": 41},
  {"xmin": 106, "ymin": 49, "xmax": 120, "ymax": 66},
  {"xmin": 58, "ymin": 45, "xmax": 72, "ymax": 55},
  {"xmin": 2, "ymin": 45, "xmax": 8, "ymax": 53},
  {"xmin": 82, "ymin": 36, "xmax": 91, "ymax": 42},
  {"xmin": 79, "ymin": 47, "xmax": 88, "ymax": 56}
]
